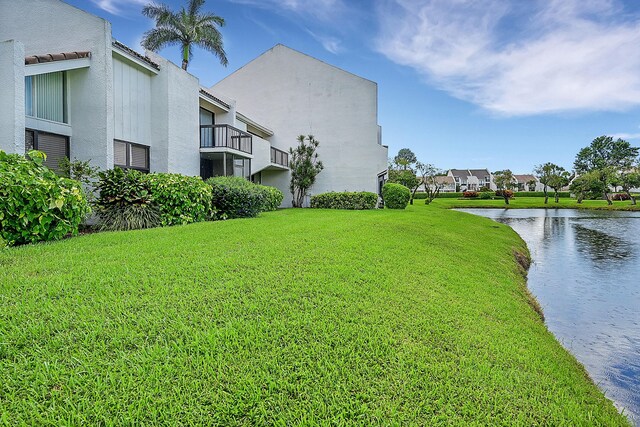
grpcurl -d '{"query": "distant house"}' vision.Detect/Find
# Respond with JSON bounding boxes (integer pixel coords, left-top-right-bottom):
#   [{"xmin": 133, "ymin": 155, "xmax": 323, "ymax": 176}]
[
  {"xmin": 418, "ymin": 175, "xmax": 456, "ymax": 193},
  {"xmin": 513, "ymin": 174, "xmax": 544, "ymax": 192},
  {"xmin": 447, "ymin": 169, "xmax": 495, "ymax": 191}
]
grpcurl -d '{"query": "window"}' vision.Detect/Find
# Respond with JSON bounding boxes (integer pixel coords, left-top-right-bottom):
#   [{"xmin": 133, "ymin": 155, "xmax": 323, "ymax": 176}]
[
  {"xmin": 114, "ymin": 140, "xmax": 149, "ymax": 172},
  {"xmin": 25, "ymin": 72, "xmax": 66, "ymax": 123},
  {"xmin": 25, "ymin": 129, "xmax": 69, "ymax": 173}
]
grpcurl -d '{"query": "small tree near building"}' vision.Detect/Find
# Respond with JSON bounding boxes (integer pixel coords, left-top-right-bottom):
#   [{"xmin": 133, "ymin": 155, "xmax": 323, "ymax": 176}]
[
  {"xmin": 569, "ymin": 172, "xmax": 605, "ymax": 204},
  {"xmin": 574, "ymin": 136, "xmax": 639, "ymax": 205},
  {"xmin": 388, "ymin": 149, "xmax": 420, "ymax": 204},
  {"xmin": 417, "ymin": 163, "xmax": 445, "ymax": 204},
  {"xmin": 548, "ymin": 167, "xmax": 570, "ymax": 203},
  {"xmin": 289, "ymin": 135, "xmax": 324, "ymax": 208},
  {"xmin": 612, "ymin": 165, "xmax": 640, "ymax": 205},
  {"xmin": 534, "ymin": 162, "xmax": 564, "ymax": 204},
  {"xmin": 493, "ymin": 169, "xmax": 516, "ymax": 205}
]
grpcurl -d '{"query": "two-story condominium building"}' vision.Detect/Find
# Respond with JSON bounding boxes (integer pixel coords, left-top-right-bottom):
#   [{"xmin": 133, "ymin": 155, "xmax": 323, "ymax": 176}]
[
  {"xmin": 447, "ymin": 169, "xmax": 496, "ymax": 192},
  {"xmin": 0, "ymin": 0, "xmax": 388, "ymax": 207}
]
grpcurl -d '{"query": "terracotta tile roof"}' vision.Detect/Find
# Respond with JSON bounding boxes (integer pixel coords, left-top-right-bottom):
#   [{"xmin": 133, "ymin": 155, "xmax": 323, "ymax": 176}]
[
  {"xmin": 199, "ymin": 88, "xmax": 231, "ymax": 109},
  {"xmin": 112, "ymin": 40, "xmax": 160, "ymax": 70},
  {"xmin": 25, "ymin": 51, "xmax": 91, "ymax": 65}
]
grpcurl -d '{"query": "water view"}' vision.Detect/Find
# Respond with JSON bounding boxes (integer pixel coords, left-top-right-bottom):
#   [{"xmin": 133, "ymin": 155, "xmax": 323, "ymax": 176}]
[{"xmin": 458, "ymin": 208, "xmax": 640, "ymax": 423}]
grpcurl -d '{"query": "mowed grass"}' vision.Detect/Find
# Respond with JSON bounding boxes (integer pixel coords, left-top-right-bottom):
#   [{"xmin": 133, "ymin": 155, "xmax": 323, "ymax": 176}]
[
  {"xmin": 432, "ymin": 196, "xmax": 640, "ymax": 210},
  {"xmin": 0, "ymin": 205, "xmax": 630, "ymax": 425}
]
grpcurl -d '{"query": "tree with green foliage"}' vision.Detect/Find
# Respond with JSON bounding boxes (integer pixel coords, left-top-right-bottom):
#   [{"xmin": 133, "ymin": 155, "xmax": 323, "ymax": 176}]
[
  {"xmin": 612, "ymin": 165, "xmax": 640, "ymax": 205},
  {"xmin": 388, "ymin": 149, "xmax": 421, "ymax": 204},
  {"xmin": 393, "ymin": 148, "xmax": 417, "ymax": 170},
  {"xmin": 58, "ymin": 157, "xmax": 100, "ymax": 202},
  {"xmin": 142, "ymin": 0, "xmax": 227, "ymax": 71},
  {"xmin": 417, "ymin": 163, "xmax": 445, "ymax": 204},
  {"xmin": 574, "ymin": 136, "xmax": 639, "ymax": 205},
  {"xmin": 534, "ymin": 162, "xmax": 565, "ymax": 204},
  {"xmin": 493, "ymin": 169, "xmax": 516, "ymax": 205},
  {"xmin": 289, "ymin": 135, "xmax": 324, "ymax": 208},
  {"xmin": 569, "ymin": 172, "xmax": 605, "ymax": 204},
  {"xmin": 547, "ymin": 167, "xmax": 570, "ymax": 203}
]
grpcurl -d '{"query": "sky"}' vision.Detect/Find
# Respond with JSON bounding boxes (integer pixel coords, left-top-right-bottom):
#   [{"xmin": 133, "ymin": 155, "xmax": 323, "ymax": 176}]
[{"xmin": 65, "ymin": 0, "xmax": 640, "ymax": 174}]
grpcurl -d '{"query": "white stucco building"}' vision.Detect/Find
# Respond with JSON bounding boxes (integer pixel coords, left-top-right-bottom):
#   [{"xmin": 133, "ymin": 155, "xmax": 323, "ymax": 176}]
[{"xmin": 0, "ymin": 0, "xmax": 388, "ymax": 207}]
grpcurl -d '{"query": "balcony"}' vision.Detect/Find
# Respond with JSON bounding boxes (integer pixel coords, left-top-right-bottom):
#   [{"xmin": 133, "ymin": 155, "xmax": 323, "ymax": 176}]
[
  {"xmin": 270, "ymin": 147, "xmax": 289, "ymax": 168},
  {"xmin": 200, "ymin": 124, "xmax": 252, "ymax": 155}
]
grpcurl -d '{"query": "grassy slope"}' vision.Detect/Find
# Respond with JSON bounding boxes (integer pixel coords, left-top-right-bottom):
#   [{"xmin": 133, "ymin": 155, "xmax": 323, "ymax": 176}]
[
  {"xmin": 0, "ymin": 206, "xmax": 629, "ymax": 425},
  {"xmin": 432, "ymin": 196, "xmax": 640, "ymax": 210}
]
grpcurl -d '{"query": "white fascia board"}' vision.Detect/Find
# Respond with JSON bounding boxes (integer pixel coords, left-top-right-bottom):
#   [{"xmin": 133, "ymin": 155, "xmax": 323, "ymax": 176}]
[
  {"xmin": 25, "ymin": 57, "xmax": 91, "ymax": 76},
  {"xmin": 236, "ymin": 112, "xmax": 273, "ymax": 137},
  {"xmin": 111, "ymin": 48, "xmax": 159, "ymax": 75},
  {"xmin": 198, "ymin": 92, "xmax": 230, "ymax": 112}
]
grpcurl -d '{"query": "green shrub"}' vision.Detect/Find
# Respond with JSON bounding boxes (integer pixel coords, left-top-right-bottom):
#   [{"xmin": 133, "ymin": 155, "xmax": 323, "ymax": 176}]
[
  {"xmin": 382, "ymin": 183, "xmax": 411, "ymax": 209},
  {"xmin": 259, "ymin": 185, "xmax": 284, "ymax": 211},
  {"xmin": 311, "ymin": 191, "xmax": 378, "ymax": 210},
  {"xmin": 0, "ymin": 150, "xmax": 91, "ymax": 246},
  {"xmin": 95, "ymin": 168, "xmax": 161, "ymax": 231},
  {"xmin": 207, "ymin": 176, "xmax": 266, "ymax": 219},
  {"xmin": 412, "ymin": 192, "xmax": 428, "ymax": 199},
  {"xmin": 479, "ymin": 191, "xmax": 492, "ymax": 199},
  {"xmin": 143, "ymin": 173, "xmax": 212, "ymax": 226}
]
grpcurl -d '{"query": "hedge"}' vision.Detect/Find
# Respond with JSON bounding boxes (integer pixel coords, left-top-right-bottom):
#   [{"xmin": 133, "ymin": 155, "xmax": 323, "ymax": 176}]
[
  {"xmin": 0, "ymin": 150, "xmax": 91, "ymax": 245},
  {"xmin": 311, "ymin": 191, "xmax": 378, "ymax": 210},
  {"xmin": 207, "ymin": 176, "xmax": 266, "ymax": 219},
  {"xmin": 259, "ymin": 185, "xmax": 284, "ymax": 211},
  {"xmin": 382, "ymin": 183, "xmax": 410, "ymax": 209},
  {"xmin": 514, "ymin": 191, "xmax": 571, "ymax": 198},
  {"xmin": 143, "ymin": 173, "xmax": 212, "ymax": 226}
]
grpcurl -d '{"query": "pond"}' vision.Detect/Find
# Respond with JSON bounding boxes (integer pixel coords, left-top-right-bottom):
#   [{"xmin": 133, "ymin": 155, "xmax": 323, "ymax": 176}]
[{"xmin": 457, "ymin": 208, "xmax": 640, "ymax": 424}]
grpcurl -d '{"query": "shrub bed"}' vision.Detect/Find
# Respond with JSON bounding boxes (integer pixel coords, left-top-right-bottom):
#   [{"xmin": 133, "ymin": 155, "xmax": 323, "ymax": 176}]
[
  {"xmin": 0, "ymin": 150, "xmax": 91, "ymax": 246},
  {"xmin": 95, "ymin": 168, "xmax": 160, "ymax": 231},
  {"xmin": 479, "ymin": 191, "xmax": 492, "ymax": 199},
  {"xmin": 259, "ymin": 185, "xmax": 284, "ymax": 211},
  {"xmin": 207, "ymin": 176, "xmax": 266, "ymax": 219},
  {"xmin": 311, "ymin": 191, "xmax": 378, "ymax": 210},
  {"xmin": 463, "ymin": 191, "xmax": 478, "ymax": 198},
  {"xmin": 382, "ymin": 183, "xmax": 410, "ymax": 209},
  {"xmin": 611, "ymin": 193, "xmax": 631, "ymax": 201},
  {"xmin": 143, "ymin": 173, "xmax": 212, "ymax": 226},
  {"xmin": 495, "ymin": 190, "xmax": 514, "ymax": 199}
]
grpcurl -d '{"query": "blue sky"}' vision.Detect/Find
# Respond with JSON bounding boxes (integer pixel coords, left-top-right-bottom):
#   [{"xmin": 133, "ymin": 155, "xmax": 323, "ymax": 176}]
[{"xmin": 67, "ymin": 0, "xmax": 640, "ymax": 174}]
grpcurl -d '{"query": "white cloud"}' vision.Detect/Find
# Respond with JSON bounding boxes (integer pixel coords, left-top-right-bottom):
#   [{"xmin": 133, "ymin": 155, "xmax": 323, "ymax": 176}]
[
  {"xmin": 376, "ymin": 0, "xmax": 640, "ymax": 116},
  {"xmin": 229, "ymin": 0, "xmax": 345, "ymax": 22},
  {"xmin": 306, "ymin": 29, "xmax": 343, "ymax": 54},
  {"xmin": 92, "ymin": 0, "xmax": 146, "ymax": 16},
  {"xmin": 610, "ymin": 133, "xmax": 640, "ymax": 140}
]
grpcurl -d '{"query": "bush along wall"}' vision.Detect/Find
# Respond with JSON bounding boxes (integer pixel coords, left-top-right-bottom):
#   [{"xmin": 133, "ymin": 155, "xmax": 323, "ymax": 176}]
[
  {"xmin": 0, "ymin": 150, "xmax": 91, "ymax": 246},
  {"xmin": 95, "ymin": 168, "xmax": 161, "ymax": 231},
  {"xmin": 259, "ymin": 185, "xmax": 284, "ymax": 211},
  {"xmin": 382, "ymin": 183, "xmax": 411, "ymax": 209},
  {"xmin": 143, "ymin": 173, "xmax": 212, "ymax": 226},
  {"xmin": 310, "ymin": 191, "xmax": 378, "ymax": 210},
  {"xmin": 207, "ymin": 176, "xmax": 266, "ymax": 219}
]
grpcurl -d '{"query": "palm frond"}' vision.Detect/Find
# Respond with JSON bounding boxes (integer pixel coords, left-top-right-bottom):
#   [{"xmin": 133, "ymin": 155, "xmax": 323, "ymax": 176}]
[
  {"xmin": 196, "ymin": 25, "xmax": 228, "ymax": 66},
  {"xmin": 141, "ymin": 28, "xmax": 182, "ymax": 52},
  {"xmin": 188, "ymin": 0, "xmax": 205, "ymax": 17}
]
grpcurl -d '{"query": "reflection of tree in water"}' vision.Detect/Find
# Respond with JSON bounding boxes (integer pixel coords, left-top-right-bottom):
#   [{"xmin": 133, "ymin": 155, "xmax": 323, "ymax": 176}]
[
  {"xmin": 572, "ymin": 224, "xmax": 632, "ymax": 262},
  {"xmin": 543, "ymin": 217, "xmax": 566, "ymax": 240}
]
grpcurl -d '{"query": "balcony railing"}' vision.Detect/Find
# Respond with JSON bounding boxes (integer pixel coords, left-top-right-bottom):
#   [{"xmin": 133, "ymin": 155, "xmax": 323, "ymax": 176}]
[
  {"xmin": 200, "ymin": 124, "xmax": 252, "ymax": 154},
  {"xmin": 270, "ymin": 147, "xmax": 289, "ymax": 168}
]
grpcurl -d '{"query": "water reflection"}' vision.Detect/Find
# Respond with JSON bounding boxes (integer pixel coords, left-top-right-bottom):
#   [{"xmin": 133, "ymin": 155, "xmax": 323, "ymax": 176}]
[{"xmin": 457, "ymin": 209, "xmax": 640, "ymax": 424}]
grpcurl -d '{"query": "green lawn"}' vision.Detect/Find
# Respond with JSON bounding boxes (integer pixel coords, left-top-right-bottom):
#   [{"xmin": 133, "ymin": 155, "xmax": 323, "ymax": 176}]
[
  {"xmin": 0, "ymin": 206, "xmax": 630, "ymax": 425},
  {"xmin": 431, "ymin": 196, "xmax": 640, "ymax": 210}
]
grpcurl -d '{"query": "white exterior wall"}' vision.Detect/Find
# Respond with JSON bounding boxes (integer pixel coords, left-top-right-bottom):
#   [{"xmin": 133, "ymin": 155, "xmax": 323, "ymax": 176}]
[
  {"xmin": 112, "ymin": 56, "xmax": 152, "ymax": 146},
  {"xmin": 0, "ymin": 0, "xmax": 114, "ymax": 170},
  {"xmin": 213, "ymin": 45, "xmax": 388, "ymax": 206},
  {"xmin": 146, "ymin": 53, "xmax": 200, "ymax": 176},
  {"xmin": 0, "ymin": 40, "xmax": 25, "ymax": 154}
]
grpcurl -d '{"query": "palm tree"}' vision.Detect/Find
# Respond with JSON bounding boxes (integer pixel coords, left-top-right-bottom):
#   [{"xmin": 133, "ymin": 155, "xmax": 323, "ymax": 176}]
[{"xmin": 141, "ymin": 0, "xmax": 228, "ymax": 71}]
